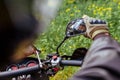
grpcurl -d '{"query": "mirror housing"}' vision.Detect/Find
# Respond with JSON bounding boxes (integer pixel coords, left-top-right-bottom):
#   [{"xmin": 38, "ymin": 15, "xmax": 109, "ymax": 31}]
[{"xmin": 66, "ymin": 18, "xmax": 86, "ymax": 37}]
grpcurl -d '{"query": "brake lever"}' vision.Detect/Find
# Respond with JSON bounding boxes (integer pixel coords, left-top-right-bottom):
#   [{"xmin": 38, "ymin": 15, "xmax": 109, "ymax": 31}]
[{"xmin": 35, "ymin": 50, "xmax": 43, "ymax": 68}]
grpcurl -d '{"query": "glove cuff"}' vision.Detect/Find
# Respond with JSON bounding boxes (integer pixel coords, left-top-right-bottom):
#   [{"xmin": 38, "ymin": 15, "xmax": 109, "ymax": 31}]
[{"xmin": 91, "ymin": 29, "xmax": 109, "ymax": 39}]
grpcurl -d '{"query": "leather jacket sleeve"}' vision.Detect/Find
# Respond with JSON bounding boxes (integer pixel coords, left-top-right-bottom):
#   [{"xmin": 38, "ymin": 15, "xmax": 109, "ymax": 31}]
[{"xmin": 70, "ymin": 36, "xmax": 120, "ymax": 80}]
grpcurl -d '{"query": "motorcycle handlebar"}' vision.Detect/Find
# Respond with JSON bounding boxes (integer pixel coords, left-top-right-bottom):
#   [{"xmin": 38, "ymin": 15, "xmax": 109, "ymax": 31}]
[
  {"xmin": 0, "ymin": 65, "xmax": 40, "ymax": 78},
  {"xmin": 60, "ymin": 60, "xmax": 82, "ymax": 66},
  {"xmin": 0, "ymin": 60, "xmax": 82, "ymax": 79}
]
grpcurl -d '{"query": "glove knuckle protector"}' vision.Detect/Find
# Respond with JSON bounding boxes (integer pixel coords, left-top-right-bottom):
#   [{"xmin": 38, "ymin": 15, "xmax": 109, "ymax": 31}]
[{"xmin": 82, "ymin": 15, "xmax": 109, "ymax": 39}]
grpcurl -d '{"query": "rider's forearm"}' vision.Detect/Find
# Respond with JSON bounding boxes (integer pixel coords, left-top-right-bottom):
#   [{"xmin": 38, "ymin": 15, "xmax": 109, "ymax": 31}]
[{"xmin": 70, "ymin": 36, "xmax": 120, "ymax": 80}]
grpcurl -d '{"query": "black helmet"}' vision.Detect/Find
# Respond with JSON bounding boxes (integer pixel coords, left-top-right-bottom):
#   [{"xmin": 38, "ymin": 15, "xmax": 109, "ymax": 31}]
[{"xmin": 0, "ymin": 0, "xmax": 61, "ymax": 69}]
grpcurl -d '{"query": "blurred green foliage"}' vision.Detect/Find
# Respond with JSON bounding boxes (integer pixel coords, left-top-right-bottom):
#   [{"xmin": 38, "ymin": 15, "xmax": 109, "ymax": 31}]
[{"xmin": 35, "ymin": 0, "xmax": 120, "ymax": 80}]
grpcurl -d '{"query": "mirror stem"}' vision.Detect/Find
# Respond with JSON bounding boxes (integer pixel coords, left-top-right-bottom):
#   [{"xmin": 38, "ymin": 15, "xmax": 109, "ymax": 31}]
[{"xmin": 56, "ymin": 36, "xmax": 69, "ymax": 55}]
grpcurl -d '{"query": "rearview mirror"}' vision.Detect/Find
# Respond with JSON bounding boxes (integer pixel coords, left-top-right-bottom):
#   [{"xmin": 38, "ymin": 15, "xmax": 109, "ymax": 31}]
[
  {"xmin": 66, "ymin": 18, "xmax": 86, "ymax": 38},
  {"xmin": 56, "ymin": 18, "xmax": 86, "ymax": 54}
]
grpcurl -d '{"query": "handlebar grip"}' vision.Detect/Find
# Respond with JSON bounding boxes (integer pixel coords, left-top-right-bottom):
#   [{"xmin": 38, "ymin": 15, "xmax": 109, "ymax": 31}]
[{"xmin": 60, "ymin": 60, "xmax": 83, "ymax": 66}]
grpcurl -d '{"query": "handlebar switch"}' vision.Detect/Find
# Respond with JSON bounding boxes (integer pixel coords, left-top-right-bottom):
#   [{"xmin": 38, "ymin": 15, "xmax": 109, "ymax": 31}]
[{"xmin": 52, "ymin": 55, "xmax": 58, "ymax": 60}]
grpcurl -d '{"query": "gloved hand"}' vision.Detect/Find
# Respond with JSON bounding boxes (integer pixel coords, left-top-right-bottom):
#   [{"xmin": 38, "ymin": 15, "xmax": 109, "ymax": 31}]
[{"xmin": 82, "ymin": 15, "xmax": 109, "ymax": 39}]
